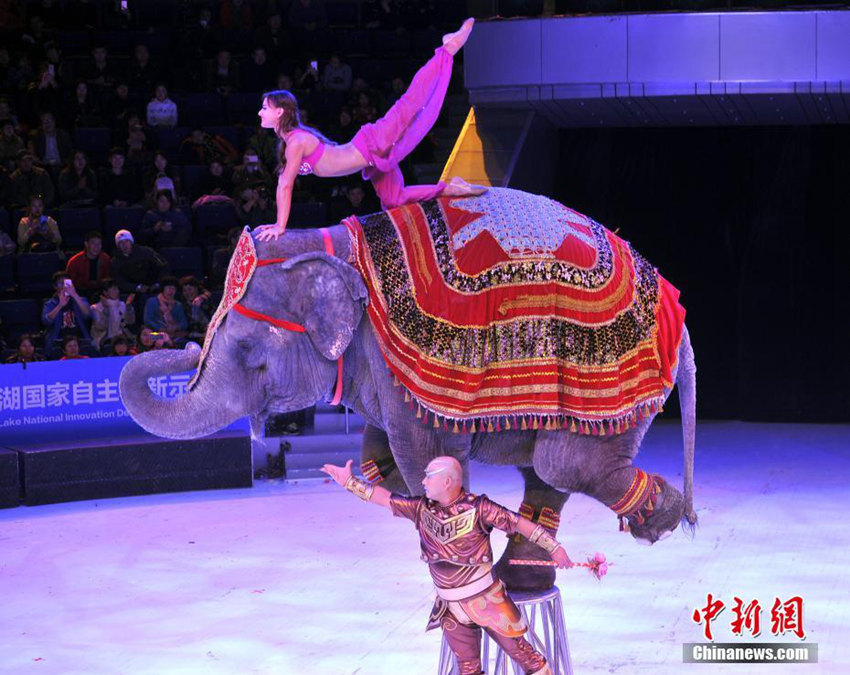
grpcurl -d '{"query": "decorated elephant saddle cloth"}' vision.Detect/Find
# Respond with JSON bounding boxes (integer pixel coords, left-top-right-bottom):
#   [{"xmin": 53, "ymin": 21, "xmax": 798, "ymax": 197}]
[{"xmin": 343, "ymin": 187, "xmax": 686, "ymax": 435}]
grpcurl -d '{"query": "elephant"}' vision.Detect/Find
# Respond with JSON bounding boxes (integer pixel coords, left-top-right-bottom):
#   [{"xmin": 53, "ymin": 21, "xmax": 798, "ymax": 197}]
[{"xmin": 120, "ymin": 188, "xmax": 697, "ymax": 592}]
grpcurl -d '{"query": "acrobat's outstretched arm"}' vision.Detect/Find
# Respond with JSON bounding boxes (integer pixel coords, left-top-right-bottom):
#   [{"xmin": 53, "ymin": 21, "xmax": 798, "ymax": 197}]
[{"xmin": 321, "ymin": 459, "xmax": 392, "ymax": 509}]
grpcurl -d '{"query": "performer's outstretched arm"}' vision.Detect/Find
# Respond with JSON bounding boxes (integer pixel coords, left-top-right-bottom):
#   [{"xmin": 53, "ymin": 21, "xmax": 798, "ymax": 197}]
[
  {"xmin": 256, "ymin": 137, "xmax": 306, "ymax": 241},
  {"xmin": 322, "ymin": 459, "xmax": 392, "ymax": 509}
]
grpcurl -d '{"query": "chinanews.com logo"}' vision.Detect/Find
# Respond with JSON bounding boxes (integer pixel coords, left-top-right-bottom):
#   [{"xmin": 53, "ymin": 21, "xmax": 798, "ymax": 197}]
[{"xmin": 684, "ymin": 594, "xmax": 817, "ymax": 664}]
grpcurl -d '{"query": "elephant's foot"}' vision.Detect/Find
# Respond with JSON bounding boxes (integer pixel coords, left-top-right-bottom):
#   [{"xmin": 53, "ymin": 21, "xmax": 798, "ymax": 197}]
[{"xmin": 494, "ymin": 534, "xmax": 556, "ymax": 592}]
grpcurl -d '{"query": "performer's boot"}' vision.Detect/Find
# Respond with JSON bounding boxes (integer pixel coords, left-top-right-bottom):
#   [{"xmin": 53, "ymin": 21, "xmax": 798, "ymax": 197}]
[{"xmin": 443, "ymin": 176, "xmax": 488, "ymax": 198}]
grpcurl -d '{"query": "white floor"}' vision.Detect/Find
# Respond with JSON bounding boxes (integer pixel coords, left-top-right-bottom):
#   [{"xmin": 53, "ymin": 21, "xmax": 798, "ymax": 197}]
[{"xmin": 1, "ymin": 421, "xmax": 848, "ymax": 675}]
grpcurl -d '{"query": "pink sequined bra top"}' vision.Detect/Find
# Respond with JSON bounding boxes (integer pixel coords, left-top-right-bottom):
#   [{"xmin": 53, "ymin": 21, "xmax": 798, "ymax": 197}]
[{"xmin": 287, "ymin": 129, "xmax": 325, "ymax": 175}]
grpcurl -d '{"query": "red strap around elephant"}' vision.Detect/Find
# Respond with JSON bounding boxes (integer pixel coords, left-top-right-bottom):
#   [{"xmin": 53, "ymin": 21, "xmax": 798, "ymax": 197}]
[
  {"xmin": 234, "ymin": 227, "xmax": 344, "ymax": 406},
  {"xmin": 231, "ymin": 302, "xmax": 306, "ymax": 332}
]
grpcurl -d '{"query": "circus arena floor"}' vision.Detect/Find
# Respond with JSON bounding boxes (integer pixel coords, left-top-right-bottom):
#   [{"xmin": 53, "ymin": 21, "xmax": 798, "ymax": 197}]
[{"xmin": 1, "ymin": 421, "xmax": 848, "ymax": 674}]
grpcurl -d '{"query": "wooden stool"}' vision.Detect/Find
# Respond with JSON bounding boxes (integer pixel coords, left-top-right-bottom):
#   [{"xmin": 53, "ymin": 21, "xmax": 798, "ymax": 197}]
[{"xmin": 437, "ymin": 585, "xmax": 573, "ymax": 674}]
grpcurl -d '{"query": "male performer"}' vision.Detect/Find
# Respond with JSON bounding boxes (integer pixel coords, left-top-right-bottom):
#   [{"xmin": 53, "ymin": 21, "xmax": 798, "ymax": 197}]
[{"xmin": 321, "ymin": 456, "xmax": 572, "ymax": 675}]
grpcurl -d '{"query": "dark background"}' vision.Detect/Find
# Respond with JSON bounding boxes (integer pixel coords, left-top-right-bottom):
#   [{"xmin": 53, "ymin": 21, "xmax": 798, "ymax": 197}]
[{"xmin": 554, "ymin": 125, "xmax": 850, "ymax": 422}]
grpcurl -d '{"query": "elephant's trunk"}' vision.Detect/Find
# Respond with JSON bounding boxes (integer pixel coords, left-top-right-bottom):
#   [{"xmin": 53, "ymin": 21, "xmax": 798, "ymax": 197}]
[{"xmin": 119, "ymin": 345, "xmax": 245, "ymax": 439}]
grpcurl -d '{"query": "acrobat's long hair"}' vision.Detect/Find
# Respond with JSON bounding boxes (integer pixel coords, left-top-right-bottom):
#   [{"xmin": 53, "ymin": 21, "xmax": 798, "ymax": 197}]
[{"xmin": 262, "ymin": 90, "xmax": 335, "ymax": 172}]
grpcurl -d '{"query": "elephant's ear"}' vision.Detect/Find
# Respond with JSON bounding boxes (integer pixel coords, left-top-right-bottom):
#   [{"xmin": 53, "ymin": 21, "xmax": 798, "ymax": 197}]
[{"xmin": 280, "ymin": 251, "xmax": 369, "ymax": 361}]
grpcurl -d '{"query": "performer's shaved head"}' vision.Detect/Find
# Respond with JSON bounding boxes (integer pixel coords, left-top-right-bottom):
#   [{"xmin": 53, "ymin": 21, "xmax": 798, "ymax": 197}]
[{"xmin": 424, "ymin": 457, "xmax": 463, "ymax": 504}]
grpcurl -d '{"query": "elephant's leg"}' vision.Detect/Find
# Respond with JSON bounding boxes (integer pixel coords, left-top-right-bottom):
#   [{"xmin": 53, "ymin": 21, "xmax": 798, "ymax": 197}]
[
  {"xmin": 532, "ymin": 422, "xmax": 684, "ymax": 543},
  {"xmin": 494, "ymin": 466, "xmax": 570, "ymax": 592},
  {"xmin": 385, "ymin": 420, "xmax": 473, "ymax": 496},
  {"xmin": 359, "ymin": 423, "xmax": 407, "ymax": 494}
]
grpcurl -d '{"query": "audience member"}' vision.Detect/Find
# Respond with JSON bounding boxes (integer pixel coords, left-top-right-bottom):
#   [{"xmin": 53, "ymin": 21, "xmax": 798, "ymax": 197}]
[
  {"xmin": 109, "ymin": 335, "xmax": 136, "ymax": 357},
  {"xmin": 179, "ymin": 275, "xmax": 212, "ymax": 340},
  {"xmin": 66, "ymin": 80, "xmax": 102, "ymax": 128},
  {"xmin": 146, "ymin": 83, "xmax": 178, "ymax": 127},
  {"xmin": 245, "ymin": 123, "xmax": 277, "ymax": 172},
  {"xmin": 90, "ymin": 278, "xmax": 136, "ymax": 350},
  {"xmin": 231, "ymin": 150, "xmax": 272, "ymax": 194},
  {"xmin": 65, "ymin": 230, "xmax": 112, "ymax": 292},
  {"xmin": 112, "ymin": 229, "xmax": 168, "ymax": 294},
  {"xmin": 4, "ymin": 333, "xmax": 44, "ymax": 364},
  {"xmin": 353, "ymin": 91, "xmax": 378, "ymax": 125},
  {"xmin": 59, "ymin": 334, "xmax": 89, "ymax": 360},
  {"xmin": 104, "ymin": 82, "xmax": 137, "ymax": 130},
  {"xmin": 22, "ymin": 62, "xmax": 61, "ymax": 126},
  {"xmin": 140, "ymin": 190, "xmax": 191, "ymax": 247},
  {"xmin": 138, "ymin": 325, "xmax": 174, "ymax": 351},
  {"xmin": 178, "ymin": 127, "xmax": 238, "ymax": 166},
  {"xmin": 42, "ymin": 272, "xmax": 92, "ymax": 358},
  {"xmin": 294, "ymin": 59, "xmax": 320, "ymax": 91},
  {"xmin": 254, "ymin": 12, "xmax": 285, "ymax": 57},
  {"xmin": 236, "ymin": 186, "xmax": 275, "ymax": 227},
  {"xmin": 99, "ymin": 147, "xmax": 143, "ymax": 206},
  {"xmin": 9, "ymin": 150, "xmax": 54, "ymax": 207},
  {"xmin": 289, "ymin": 0, "xmax": 327, "ymax": 31},
  {"xmin": 17, "ymin": 193, "xmax": 61, "ymax": 252},
  {"xmin": 126, "ymin": 44, "xmax": 160, "ymax": 98},
  {"xmin": 322, "ymin": 54, "xmax": 352, "ymax": 92},
  {"xmin": 57, "ymin": 149, "xmax": 98, "ymax": 207},
  {"xmin": 28, "ymin": 111, "xmax": 72, "ymax": 170},
  {"xmin": 84, "ymin": 45, "xmax": 118, "ymax": 93},
  {"xmin": 241, "ymin": 46, "xmax": 274, "ymax": 92},
  {"xmin": 144, "ymin": 150, "xmax": 181, "ymax": 204},
  {"xmin": 327, "ymin": 106, "xmax": 355, "ymax": 142},
  {"xmin": 219, "ymin": 0, "xmax": 254, "ymax": 31},
  {"xmin": 199, "ymin": 159, "xmax": 233, "ymax": 199},
  {"xmin": 144, "ymin": 275, "xmax": 188, "ymax": 339},
  {"xmin": 124, "ymin": 113, "xmax": 151, "ymax": 167},
  {"xmin": 329, "ymin": 181, "xmax": 378, "ymax": 222},
  {"xmin": 211, "ymin": 227, "xmax": 240, "ymax": 287},
  {"xmin": 0, "ymin": 118, "xmax": 24, "ymax": 169},
  {"xmin": 208, "ymin": 50, "xmax": 239, "ymax": 96},
  {"xmin": 0, "ymin": 227, "xmax": 15, "ymax": 256}
]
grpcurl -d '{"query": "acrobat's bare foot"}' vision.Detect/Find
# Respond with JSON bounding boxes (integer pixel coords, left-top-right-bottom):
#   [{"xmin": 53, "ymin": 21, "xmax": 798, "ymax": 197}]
[
  {"xmin": 443, "ymin": 176, "xmax": 488, "ymax": 198},
  {"xmin": 443, "ymin": 18, "xmax": 475, "ymax": 56}
]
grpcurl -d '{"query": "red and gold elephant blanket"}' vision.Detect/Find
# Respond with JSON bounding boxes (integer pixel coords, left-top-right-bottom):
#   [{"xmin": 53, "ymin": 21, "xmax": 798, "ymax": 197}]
[{"xmin": 344, "ymin": 188, "xmax": 686, "ymax": 434}]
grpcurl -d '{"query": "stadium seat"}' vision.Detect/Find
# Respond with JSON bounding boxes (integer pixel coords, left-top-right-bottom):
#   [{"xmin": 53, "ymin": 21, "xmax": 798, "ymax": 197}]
[
  {"xmin": 160, "ymin": 247, "xmax": 205, "ymax": 280},
  {"xmin": 57, "ymin": 31, "xmax": 90, "ymax": 56},
  {"xmin": 335, "ymin": 29, "xmax": 372, "ymax": 57},
  {"xmin": 0, "ymin": 298, "xmax": 42, "ymax": 343},
  {"xmin": 134, "ymin": 29, "xmax": 173, "ymax": 58},
  {"xmin": 103, "ymin": 205, "xmax": 145, "ymax": 244},
  {"xmin": 0, "ymin": 255, "xmax": 15, "ymax": 295},
  {"xmin": 195, "ymin": 202, "xmax": 237, "ymax": 238},
  {"xmin": 181, "ymin": 165, "xmax": 208, "ymax": 202},
  {"xmin": 95, "ymin": 31, "xmax": 131, "ymax": 57},
  {"xmin": 73, "ymin": 128, "xmax": 112, "ymax": 163},
  {"xmin": 289, "ymin": 202, "xmax": 328, "ymax": 229},
  {"xmin": 373, "ymin": 29, "xmax": 410, "ymax": 58},
  {"xmin": 16, "ymin": 252, "xmax": 65, "ymax": 294},
  {"xmin": 326, "ymin": 2, "xmax": 359, "ymax": 27},
  {"xmin": 227, "ymin": 92, "xmax": 263, "ymax": 124},
  {"xmin": 205, "ymin": 125, "xmax": 243, "ymax": 154},
  {"xmin": 180, "ymin": 93, "xmax": 225, "ymax": 127},
  {"xmin": 57, "ymin": 207, "xmax": 102, "ymax": 249},
  {"xmin": 149, "ymin": 126, "xmax": 190, "ymax": 153}
]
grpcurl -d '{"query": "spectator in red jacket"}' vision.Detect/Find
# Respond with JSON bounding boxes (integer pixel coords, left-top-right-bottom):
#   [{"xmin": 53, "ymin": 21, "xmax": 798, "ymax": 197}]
[{"xmin": 65, "ymin": 230, "xmax": 112, "ymax": 294}]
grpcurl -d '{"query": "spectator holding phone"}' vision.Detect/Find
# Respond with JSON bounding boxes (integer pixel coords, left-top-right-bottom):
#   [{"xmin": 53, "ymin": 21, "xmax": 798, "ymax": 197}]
[
  {"xmin": 17, "ymin": 193, "xmax": 61, "ymax": 252},
  {"xmin": 42, "ymin": 271, "xmax": 92, "ymax": 358}
]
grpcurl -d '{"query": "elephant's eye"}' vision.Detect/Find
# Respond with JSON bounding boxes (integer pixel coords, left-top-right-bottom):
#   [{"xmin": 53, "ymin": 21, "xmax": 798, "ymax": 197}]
[{"xmin": 237, "ymin": 339, "xmax": 253, "ymax": 353}]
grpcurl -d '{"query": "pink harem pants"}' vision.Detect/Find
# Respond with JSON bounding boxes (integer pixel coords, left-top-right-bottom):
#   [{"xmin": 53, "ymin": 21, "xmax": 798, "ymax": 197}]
[{"xmin": 351, "ymin": 46, "xmax": 452, "ymax": 210}]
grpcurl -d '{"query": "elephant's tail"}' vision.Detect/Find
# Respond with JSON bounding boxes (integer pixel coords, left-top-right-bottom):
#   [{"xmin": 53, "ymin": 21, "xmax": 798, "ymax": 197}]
[{"xmin": 676, "ymin": 324, "xmax": 697, "ymax": 530}]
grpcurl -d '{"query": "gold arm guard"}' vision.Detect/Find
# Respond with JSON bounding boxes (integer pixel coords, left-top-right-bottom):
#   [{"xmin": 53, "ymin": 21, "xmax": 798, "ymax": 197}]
[
  {"xmin": 344, "ymin": 475, "xmax": 374, "ymax": 502},
  {"xmin": 529, "ymin": 524, "xmax": 563, "ymax": 555}
]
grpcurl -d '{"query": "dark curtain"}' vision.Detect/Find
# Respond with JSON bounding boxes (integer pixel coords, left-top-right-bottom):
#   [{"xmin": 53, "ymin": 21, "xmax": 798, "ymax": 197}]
[{"xmin": 555, "ymin": 126, "xmax": 850, "ymax": 423}]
